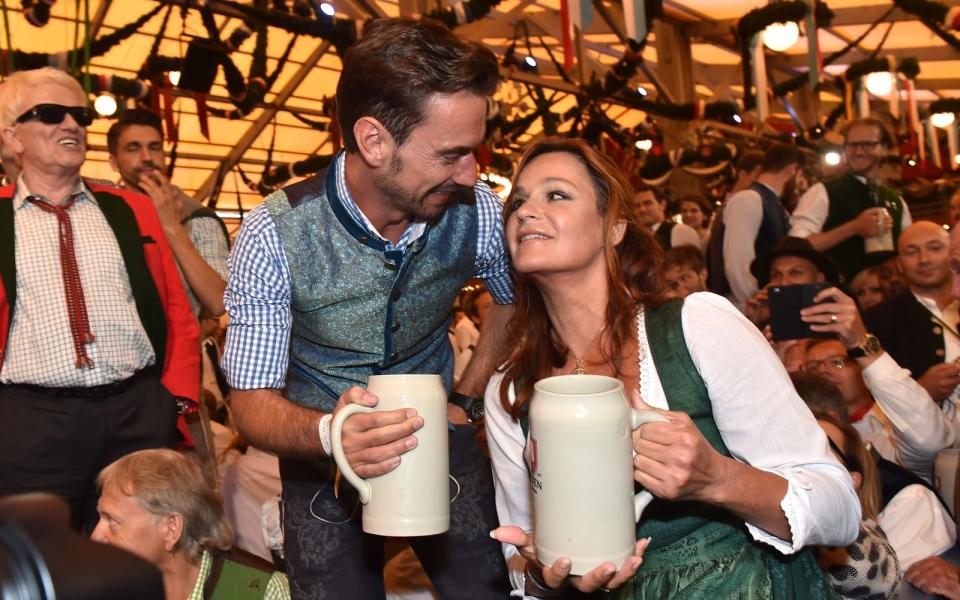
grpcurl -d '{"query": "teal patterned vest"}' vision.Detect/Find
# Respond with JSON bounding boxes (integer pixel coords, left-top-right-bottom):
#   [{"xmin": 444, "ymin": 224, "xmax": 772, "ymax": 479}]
[
  {"xmin": 822, "ymin": 173, "xmax": 904, "ymax": 284},
  {"xmin": 265, "ymin": 165, "xmax": 478, "ymax": 411}
]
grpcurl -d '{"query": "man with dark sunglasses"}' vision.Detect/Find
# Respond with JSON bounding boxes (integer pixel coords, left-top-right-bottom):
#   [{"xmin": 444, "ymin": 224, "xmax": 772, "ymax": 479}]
[
  {"xmin": 0, "ymin": 67, "xmax": 199, "ymax": 532},
  {"xmin": 790, "ymin": 118, "xmax": 912, "ymax": 283}
]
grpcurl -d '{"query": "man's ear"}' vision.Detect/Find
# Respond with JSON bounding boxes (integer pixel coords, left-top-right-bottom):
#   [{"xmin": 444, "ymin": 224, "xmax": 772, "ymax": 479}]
[
  {"xmin": 353, "ymin": 117, "xmax": 394, "ymax": 169},
  {"xmin": 1, "ymin": 127, "xmax": 23, "ymax": 155},
  {"xmin": 108, "ymin": 154, "xmax": 119, "ymax": 173},
  {"xmin": 160, "ymin": 513, "xmax": 185, "ymax": 554},
  {"xmin": 609, "ymin": 220, "xmax": 628, "ymax": 246}
]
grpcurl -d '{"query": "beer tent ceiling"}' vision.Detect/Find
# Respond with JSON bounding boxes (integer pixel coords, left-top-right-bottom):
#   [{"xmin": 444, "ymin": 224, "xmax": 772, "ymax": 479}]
[{"xmin": 2, "ymin": 0, "xmax": 959, "ymax": 214}]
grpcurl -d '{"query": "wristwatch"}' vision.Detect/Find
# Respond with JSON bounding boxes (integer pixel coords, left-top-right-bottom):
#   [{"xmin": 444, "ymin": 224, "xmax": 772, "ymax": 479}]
[
  {"xmin": 846, "ymin": 333, "xmax": 883, "ymax": 359},
  {"xmin": 449, "ymin": 392, "xmax": 485, "ymax": 423}
]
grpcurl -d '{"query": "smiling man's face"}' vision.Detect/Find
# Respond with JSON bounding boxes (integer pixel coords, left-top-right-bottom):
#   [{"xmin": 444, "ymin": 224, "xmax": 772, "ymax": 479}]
[{"xmin": 5, "ymin": 82, "xmax": 88, "ymax": 178}]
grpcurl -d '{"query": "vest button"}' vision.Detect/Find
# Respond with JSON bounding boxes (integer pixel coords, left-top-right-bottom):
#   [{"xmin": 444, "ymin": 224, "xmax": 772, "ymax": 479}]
[
  {"xmin": 936, "ymin": 348, "xmax": 946, "ymax": 357},
  {"xmin": 934, "ymin": 326, "xmax": 943, "ymax": 335},
  {"xmin": 384, "ymin": 261, "xmax": 398, "ymax": 271},
  {"xmin": 390, "ymin": 351, "xmax": 399, "ymax": 361},
  {"xmin": 359, "ymin": 235, "xmax": 369, "ymax": 244},
  {"xmin": 392, "ymin": 290, "xmax": 401, "ymax": 301},
  {"xmin": 392, "ymin": 322, "xmax": 401, "ymax": 333}
]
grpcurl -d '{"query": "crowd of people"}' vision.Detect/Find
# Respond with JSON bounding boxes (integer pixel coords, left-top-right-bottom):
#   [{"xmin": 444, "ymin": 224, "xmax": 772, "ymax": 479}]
[{"xmin": 3, "ymin": 13, "xmax": 960, "ymax": 600}]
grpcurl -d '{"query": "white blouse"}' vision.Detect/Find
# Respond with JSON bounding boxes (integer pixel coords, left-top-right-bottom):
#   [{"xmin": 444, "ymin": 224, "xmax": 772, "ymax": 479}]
[{"xmin": 484, "ymin": 293, "xmax": 862, "ymax": 598}]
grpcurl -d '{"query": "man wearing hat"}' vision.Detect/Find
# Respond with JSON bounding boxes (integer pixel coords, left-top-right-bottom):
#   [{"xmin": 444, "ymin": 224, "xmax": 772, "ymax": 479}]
[{"xmin": 745, "ymin": 236, "xmax": 841, "ymax": 327}]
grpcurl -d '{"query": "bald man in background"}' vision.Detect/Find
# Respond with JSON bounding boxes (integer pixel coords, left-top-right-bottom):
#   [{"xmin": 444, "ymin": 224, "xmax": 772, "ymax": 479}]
[{"xmin": 864, "ymin": 221, "xmax": 960, "ymax": 413}]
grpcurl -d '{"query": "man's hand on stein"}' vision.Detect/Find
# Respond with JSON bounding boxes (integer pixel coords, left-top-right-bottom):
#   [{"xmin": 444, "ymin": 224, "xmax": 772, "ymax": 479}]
[{"xmin": 333, "ymin": 386, "xmax": 423, "ymax": 478}]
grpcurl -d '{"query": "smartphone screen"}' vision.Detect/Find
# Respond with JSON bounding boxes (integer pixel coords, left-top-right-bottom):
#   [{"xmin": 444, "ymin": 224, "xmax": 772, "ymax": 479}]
[{"xmin": 768, "ymin": 282, "xmax": 833, "ymax": 341}]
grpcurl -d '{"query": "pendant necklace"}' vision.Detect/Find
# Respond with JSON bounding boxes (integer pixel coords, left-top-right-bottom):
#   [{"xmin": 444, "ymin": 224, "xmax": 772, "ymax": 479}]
[{"xmin": 561, "ymin": 325, "xmax": 606, "ymax": 375}]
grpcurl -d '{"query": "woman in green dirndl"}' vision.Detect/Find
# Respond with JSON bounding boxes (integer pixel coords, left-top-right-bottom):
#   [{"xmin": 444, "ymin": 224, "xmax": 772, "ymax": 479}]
[{"xmin": 485, "ymin": 139, "xmax": 861, "ymax": 599}]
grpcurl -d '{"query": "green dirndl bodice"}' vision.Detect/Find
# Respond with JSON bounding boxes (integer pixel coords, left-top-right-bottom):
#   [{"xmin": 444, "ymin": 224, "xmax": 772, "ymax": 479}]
[{"xmin": 614, "ymin": 299, "xmax": 835, "ymax": 599}]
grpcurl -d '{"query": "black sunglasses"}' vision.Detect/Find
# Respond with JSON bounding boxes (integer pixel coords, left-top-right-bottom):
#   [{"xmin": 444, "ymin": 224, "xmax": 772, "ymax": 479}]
[{"xmin": 15, "ymin": 103, "xmax": 95, "ymax": 127}]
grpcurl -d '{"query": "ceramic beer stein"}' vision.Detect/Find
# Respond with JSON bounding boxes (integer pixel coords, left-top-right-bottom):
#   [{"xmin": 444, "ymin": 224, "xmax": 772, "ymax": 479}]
[
  {"xmin": 527, "ymin": 374, "xmax": 668, "ymax": 575},
  {"xmin": 331, "ymin": 374, "xmax": 450, "ymax": 536}
]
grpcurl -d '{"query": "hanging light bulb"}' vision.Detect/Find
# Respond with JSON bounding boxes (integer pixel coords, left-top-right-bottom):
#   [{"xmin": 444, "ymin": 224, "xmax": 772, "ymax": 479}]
[
  {"xmin": 94, "ymin": 94, "xmax": 118, "ymax": 117},
  {"xmin": 931, "ymin": 112, "xmax": 956, "ymax": 129},
  {"xmin": 168, "ymin": 71, "xmax": 181, "ymax": 86},
  {"xmin": 823, "ymin": 151, "xmax": 842, "ymax": 167},
  {"xmin": 635, "ymin": 139, "xmax": 654, "ymax": 152},
  {"xmin": 761, "ymin": 21, "xmax": 799, "ymax": 52},
  {"xmin": 864, "ymin": 71, "xmax": 894, "ymax": 97}
]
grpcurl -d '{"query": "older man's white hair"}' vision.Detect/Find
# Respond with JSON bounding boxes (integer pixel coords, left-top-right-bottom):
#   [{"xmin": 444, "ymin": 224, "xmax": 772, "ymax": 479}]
[{"xmin": 0, "ymin": 67, "xmax": 85, "ymax": 129}]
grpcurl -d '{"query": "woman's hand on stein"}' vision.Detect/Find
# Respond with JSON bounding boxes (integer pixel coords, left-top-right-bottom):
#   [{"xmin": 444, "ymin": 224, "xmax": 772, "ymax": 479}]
[
  {"xmin": 630, "ymin": 390, "xmax": 728, "ymax": 503},
  {"xmin": 489, "ymin": 527, "xmax": 649, "ymax": 593}
]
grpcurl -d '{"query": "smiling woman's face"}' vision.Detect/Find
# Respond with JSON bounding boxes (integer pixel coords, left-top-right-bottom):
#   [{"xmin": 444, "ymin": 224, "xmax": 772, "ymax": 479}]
[{"xmin": 505, "ymin": 151, "xmax": 608, "ymax": 278}]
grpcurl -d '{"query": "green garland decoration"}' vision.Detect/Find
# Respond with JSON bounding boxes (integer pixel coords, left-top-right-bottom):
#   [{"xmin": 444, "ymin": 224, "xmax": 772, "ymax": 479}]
[
  {"xmin": 738, "ymin": 1, "xmax": 835, "ymax": 111},
  {"xmin": 928, "ymin": 98, "xmax": 960, "ymax": 114},
  {"xmin": 893, "ymin": 0, "xmax": 960, "ymax": 50},
  {"xmin": 843, "ymin": 56, "xmax": 920, "ymax": 82}
]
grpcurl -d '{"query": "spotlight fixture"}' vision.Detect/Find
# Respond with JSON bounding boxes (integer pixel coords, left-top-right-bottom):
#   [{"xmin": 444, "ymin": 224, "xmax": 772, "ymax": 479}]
[
  {"xmin": 823, "ymin": 151, "xmax": 842, "ymax": 167},
  {"xmin": 320, "ymin": 2, "xmax": 336, "ymax": 17},
  {"xmin": 168, "ymin": 71, "xmax": 181, "ymax": 86},
  {"xmin": 732, "ymin": 114, "xmax": 742, "ymax": 124},
  {"xmin": 761, "ymin": 21, "xmax": 799, "ymax": 52},
  {"xmin": 636, "ymin": 86, "xmax": 648, "ymax": 97},
  {"xmin": 522, "ymin": 56, "xmax": 538, "ymax": 72}
]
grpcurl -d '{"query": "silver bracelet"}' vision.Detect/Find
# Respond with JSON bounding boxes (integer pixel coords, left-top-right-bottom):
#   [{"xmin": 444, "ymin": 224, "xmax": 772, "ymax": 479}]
[
  {"xmin": 524, "ymin": 564, "xmax": 564, "ymax": 598},
  {"xmin": 318, "ymin": 413, "xmax": 333, "ymax": 457}
]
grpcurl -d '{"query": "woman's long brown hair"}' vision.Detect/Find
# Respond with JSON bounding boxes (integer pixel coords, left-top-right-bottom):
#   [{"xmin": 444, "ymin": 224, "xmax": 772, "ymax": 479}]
[
  {"xmin": 497, "ymin": 138, "xmax": 665, "ymax": 420},
  {"xmin": 814, "ymin": 411, "xmax": 882, "ymax": 521}
]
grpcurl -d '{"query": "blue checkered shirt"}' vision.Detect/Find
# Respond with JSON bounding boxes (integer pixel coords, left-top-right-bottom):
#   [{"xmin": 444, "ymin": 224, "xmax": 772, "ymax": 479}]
[{"xmin": 222, "ymin": 151, "xmax": 513, "ymax": 390}]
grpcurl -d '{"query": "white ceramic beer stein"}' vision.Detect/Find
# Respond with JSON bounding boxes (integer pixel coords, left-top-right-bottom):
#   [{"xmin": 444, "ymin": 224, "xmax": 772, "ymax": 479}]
[
  {"xmin": 527, "ymin": 374, "xmax": 668, "ymax": 575},
  {"xmin": 331, "ymin": 374, "xmax": 449, "ymax": 536}
]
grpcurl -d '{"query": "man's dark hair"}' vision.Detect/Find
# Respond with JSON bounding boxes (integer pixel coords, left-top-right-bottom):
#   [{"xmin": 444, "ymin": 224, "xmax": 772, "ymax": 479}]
[
  {"xmin": 336, "ymin": 18, "xmax": 499, "ymax": 152},
  {"xmin": 790, "ymin": 371, "xmax": 849, "ymax": 423},
  {"xmin": 633, "ymin": 183, "xmax": 665, "ymax": 204},
  {"xmin": 663, "ymin": 245, "xmax": 705, "ymax": 273},
  {"xmin": 761, "ymin": 144, "xmax": 804, "ymax": 174},
  {"xmin": 735, "ymin": 150, "xmax": 765, "ymax": 176},
  {"xmin": 842, "ymin": 117, "xmax": 894, "ymax": 148},
  {"xmin": 107, "ymin": 109, "xmax": 163, "ymax": 156}
]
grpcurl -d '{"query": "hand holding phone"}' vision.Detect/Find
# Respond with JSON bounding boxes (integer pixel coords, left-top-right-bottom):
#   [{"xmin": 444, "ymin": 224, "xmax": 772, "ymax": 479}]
[{"xmin": 768, "ymin": 282, "xmax": 832, "ymax": 341}]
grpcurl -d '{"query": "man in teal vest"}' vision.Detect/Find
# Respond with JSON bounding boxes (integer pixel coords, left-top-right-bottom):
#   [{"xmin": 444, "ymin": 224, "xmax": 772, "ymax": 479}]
[
  {"xmin": 790, "ymin": 118, "xmax": 912, "ymax": 283},
  {"xmin": 222, "ymin": 18, "xmax": 513, "ymax": 599}
]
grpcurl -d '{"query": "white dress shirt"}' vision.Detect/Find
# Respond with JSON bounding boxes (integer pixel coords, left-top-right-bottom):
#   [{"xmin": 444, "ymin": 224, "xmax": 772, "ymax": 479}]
[
  {"xmin": 859, "ymin": 352, "xmax": 957, "ymax": 480},
  {"xmin": 1, "ymin": 176, "xmax": 155, "ymax": 387},
  {"xmin": 722, "ymin": 185, "xmax": 778, "ymax": 309},
  {"xmin": 485, "ymin": 293, "xmax": 861, "ymax": 598},
  {"xmin": 652, "ymin": 220, "xmax": 701, "ymax": 249},
  {"xmin": 789, "ymin": 180, "xmax": 912, "ymax": 239},
  {"xmin": 879, "ymin": 484, "xmax": 956, "ymax": 571}
]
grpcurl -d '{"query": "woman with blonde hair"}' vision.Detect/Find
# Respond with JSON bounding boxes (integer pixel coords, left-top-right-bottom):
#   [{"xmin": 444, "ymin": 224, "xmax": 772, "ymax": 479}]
[
  {"xmin": 92, "ymin": 448, "xmax": 290, "ymax": 600},
  {"xmin": 485, "ymin": 138, "xmax": 860, "ymax": 597}
]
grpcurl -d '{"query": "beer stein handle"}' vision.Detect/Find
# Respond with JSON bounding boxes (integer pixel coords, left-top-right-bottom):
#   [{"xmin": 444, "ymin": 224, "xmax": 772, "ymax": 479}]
[{"xmin": 331, "ymin": 403, "xmax": 375, "ymax": 504}]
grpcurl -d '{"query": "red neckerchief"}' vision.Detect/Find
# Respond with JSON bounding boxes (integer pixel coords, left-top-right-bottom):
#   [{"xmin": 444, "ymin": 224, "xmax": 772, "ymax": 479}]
[{"xmin": 849, "ymin": 401, "xmax": 875, "ymax": 424}]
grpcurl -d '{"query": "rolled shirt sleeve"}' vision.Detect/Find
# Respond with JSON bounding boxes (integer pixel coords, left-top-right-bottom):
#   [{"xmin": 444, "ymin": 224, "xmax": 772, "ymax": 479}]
[
  {"xmin": 861, "ymin": 352, "xmax": 956, "ymax": 480},
  {"xmin": 222, "ymin": 204, "xmax": 293, "ymax": 391},
  {"xmin": 677, "ymin": 293, "xmax": 861, "ymax": 552},
  {"xmin": 473, "ymin": 183, "xmax": 514, "ymax": 305}
]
